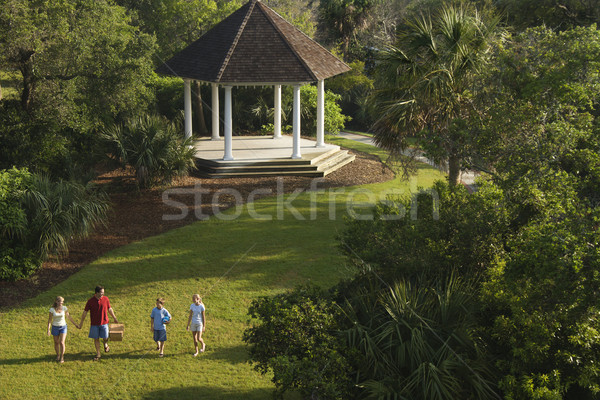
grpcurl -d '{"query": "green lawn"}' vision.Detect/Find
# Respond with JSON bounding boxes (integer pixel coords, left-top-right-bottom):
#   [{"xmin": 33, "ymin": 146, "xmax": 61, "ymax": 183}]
[
  {"xmin": 0, "ymin": 141, "xmax": 445, "ymax": 400},
  {"xmin": 336, "ymin": 130, "xmax": 420, "ymax": 148}
]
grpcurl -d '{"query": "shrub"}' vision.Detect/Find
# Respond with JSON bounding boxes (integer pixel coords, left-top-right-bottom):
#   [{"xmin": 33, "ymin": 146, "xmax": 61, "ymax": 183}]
[
  {"xmin": 338, "ymin": 274, "xmax": 497, "ymax": 400},
  {"xmin": 297, "ymin": 85, "xmax": 350, "ymax": 136},
  {"xmin": 101, "ymin": 113, "xmax": 196, "ymax": 188},
  {"xmin": 0, "ymin": 168, "xmax": 110, "ymax": 281},
  {"xmin": 243, "ymin": 284, "xmax": 352, "ymax": 399},
  {"xmin": 0, "ymin": 244, "xmax": 40, "ymax": 281}
]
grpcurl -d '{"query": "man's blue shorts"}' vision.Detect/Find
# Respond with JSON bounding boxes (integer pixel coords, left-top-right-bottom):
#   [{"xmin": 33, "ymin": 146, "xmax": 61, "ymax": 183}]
[
  {"xmin": 51, "ymin": 325, "xmax": 67, "ymax": 336},
  {"xmin": 89, "ymin": 324, "xmax": 109, "ymax": 339},
  {"xmin": 154, "ymin": 329, "xmax": 167, "ymax": 342}
]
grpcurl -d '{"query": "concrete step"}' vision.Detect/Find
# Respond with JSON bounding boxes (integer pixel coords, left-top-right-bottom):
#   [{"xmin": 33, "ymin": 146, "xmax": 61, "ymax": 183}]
[
  {"xmin": 320, "ymin": 153, "xmax": 355, "ymax": 176},
  {"xmin": 315, "ymin": 150, "xmax": 351, "ymax": 171},
  {"xmin": 193, "ymin": 148, "xmax": 354, "ymax": 178},
  {"xmin": 194, "ymin": 169, "xmax": 326, "ymax": 178}
]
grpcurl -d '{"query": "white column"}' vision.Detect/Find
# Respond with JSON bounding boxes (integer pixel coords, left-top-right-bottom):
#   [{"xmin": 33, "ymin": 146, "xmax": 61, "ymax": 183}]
[
  {"xmin": 292, "ymin": 84, "xmax": 301, "ymax": 159},
  {"xmin": 184, "ymin": 79, "xmax": 192, "ymax": 140},
  {"xmin": 223, "ymin": 85, "xmax": 234, "ymax": 161},
  {"xmin": 211, "ymin": 83, "xmax": 220, "ymax": 140},
  {"xmin": 274, "ymin": 84, "xmax": 282, "ymax": 139},
  {"xmin": 316, "ymin": 79, "xmax": 325, "ymax": 147}
]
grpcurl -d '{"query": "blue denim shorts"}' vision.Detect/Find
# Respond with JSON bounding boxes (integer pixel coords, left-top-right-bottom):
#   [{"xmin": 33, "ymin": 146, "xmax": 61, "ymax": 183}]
[
  {"xmin": 88, "ymin": 324, "xmax": 109, "ymax": 339},
  {"xmin": 51, "ymin": 325, "xmax": 67, "ymax": 336},
  {"xmin": 154, "ymin": 329, "xmax": 167, "ymax": 342}
]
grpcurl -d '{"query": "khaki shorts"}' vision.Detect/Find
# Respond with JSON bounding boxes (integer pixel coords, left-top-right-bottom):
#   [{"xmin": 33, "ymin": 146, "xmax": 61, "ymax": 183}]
[{"xmin": 190, "ymin": 323, "xmax": 203, "ymax": 332}]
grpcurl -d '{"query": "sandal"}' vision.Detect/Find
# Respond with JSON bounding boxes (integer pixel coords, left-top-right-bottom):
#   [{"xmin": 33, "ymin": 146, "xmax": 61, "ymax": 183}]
[
  {"xmin": 104, "ymin": 344, "xmax": 110, "ymax": 353},
  {"xmin": 93, "ymin": 356, "xmax": 101, "ymax": 361},
  {"xmin": 159, "ymin": 353, "xmax": 164, "ymax": 358}
]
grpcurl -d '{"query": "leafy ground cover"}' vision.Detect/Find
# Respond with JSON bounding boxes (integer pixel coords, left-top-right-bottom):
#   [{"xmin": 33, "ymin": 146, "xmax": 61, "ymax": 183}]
[
  {"xmin": 0, "ymin": 70, "xmax": 19, "ymax": 100},
  {"xmin": 0, "ymin": 140, "xmax": 445, "ymax": 399}
]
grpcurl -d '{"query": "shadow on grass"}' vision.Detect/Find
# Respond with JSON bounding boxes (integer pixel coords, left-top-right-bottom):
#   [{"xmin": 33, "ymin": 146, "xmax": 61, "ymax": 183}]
[
  {"xmin": 201, "ymin": 344, "xmax": 249, "ymax": 365},
  {"xmin": 0, "ymin": 350, "xmax": 156, "ymax": 365},
  {"xmin": 141, "ymin": 386, "xmax": 276, "ymax": 400}
]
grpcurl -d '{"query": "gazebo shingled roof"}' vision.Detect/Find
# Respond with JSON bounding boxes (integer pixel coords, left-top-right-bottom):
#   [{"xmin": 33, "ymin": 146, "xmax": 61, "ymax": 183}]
[{"xmin": 155, "ymin": 0, "xmax": 350, "ymax": 83}]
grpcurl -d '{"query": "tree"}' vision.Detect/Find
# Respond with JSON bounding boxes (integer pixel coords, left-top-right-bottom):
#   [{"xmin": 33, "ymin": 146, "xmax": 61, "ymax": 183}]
[
  {"xmin": 0, "ymin": 0, "xmax": 156, "ymax": 131},
  {"xmin": 492, "ymin": 0, "xmax": 600, "ymax": 30},
  {"xmin": 318, "ymin": 0, "xmax": 378, "ymax": 59},
  {"xmin": 116, "ymin": 0, "xmax": 243, "ymax": 134},
  {"xmin": 262, "ymin": 0, "xmax": 318, "ymax": 37},
  {"xmin": 369, "ymin": 3, "xmax": 504, "ymax": 185},
  {"xmin": 473, "ymin": 25, "xmax": 600, "ymax": 197},
  {"xmin": 326, "ymin": 60, "xmax": 374, "ymax": 129},
  {"xmin": 478, "ymin": 172, "xmax": 600, "ymax": 399}
]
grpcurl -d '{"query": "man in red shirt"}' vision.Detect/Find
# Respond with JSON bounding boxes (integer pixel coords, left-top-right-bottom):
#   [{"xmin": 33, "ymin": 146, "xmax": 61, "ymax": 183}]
[{"xmin": 79, "ymin": 285, "xmax": 119, "ymax": 361}]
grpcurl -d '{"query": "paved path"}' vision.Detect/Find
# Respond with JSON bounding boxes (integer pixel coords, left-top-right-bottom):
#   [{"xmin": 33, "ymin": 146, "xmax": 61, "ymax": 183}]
[{"xmin": 338, "ymin": 132, "xmax": 478, "ymax": 191}]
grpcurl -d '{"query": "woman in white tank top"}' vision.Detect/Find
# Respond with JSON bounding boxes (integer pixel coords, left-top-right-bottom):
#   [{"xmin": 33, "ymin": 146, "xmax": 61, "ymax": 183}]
[{"xmin": 46, "ymin": 296, "xmax": 81, "ymax": 363}]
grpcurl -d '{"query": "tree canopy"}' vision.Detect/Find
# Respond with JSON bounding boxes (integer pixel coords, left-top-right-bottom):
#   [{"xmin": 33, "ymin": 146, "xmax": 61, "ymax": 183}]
[
  {"xmin": 369, "ymin": 2, "xmax": 504, "ymax": 185},
  {"xmin": 0, "ymin": 0, "xmax": 156, "ymax": 130}
]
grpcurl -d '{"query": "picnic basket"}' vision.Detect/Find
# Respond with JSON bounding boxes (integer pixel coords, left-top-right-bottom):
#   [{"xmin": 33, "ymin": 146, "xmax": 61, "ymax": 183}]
[{"xmin": 109, "ymin": 323, "xmax": 124, "ymax": 341}]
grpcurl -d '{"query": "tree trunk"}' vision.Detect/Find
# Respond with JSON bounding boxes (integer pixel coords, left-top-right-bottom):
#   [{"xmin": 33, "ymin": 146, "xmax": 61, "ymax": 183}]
[
  {"xmin": 0, "ymin": 80, "xmax": 3, "ymax": 101},
  {"xmin": 19, "ymin": 50, "xmax": 36, "ymax": 112},
  {"xmin": 193, "ymin": 81, "xmax": 208, "ymax": 136},
  {"xmin": 448, "ymin": 154, "xmax": 461, "ymax": 187}
]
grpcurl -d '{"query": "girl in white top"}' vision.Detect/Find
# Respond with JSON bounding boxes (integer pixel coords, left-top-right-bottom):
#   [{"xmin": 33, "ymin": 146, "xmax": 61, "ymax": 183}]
[
  {"xmin": 46, "ymin": 296, "xmax": 80, "ymax": 363},
  {"xmin": 186, "ymin": 294, "xmax": 206, "ymax": 356}
]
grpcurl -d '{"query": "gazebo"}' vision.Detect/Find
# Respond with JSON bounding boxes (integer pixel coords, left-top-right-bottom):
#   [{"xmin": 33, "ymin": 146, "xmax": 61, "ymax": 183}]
[{"xmin": 156, "ymin": 0, "xmax": 354, "ymax": 177}]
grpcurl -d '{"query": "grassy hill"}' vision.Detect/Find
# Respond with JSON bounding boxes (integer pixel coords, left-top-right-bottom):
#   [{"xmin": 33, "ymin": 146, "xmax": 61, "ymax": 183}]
[{"xmin": 0, "ymin": 141, "xmax": 445, "ymax": 399}]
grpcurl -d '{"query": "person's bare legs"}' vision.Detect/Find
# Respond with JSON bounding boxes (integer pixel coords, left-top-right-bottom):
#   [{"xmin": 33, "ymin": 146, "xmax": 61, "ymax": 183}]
[
  {"xmin": 94, "ymin": 339, "xmax": 102, "ymax": 359},
  {"xmin": 58, "ymin": 333, "xmax": 66, "ymax": 363},
  {"xmin": 158, "ymin": 341, "xmax": 165, "ymax": 357},
  {"xmin": 198, "ymin": 332, "xmax": 205, "ymax": 352},
  {"xmin": 192, "ymin": 331, "xmax": 199, "ymax": 356},
  {"xmin": 53, "ymin": 335, "xmax": 60, "ymax": 361},
  {"xmin": 103, "ymin": 338, "xmax": 110, "ymax": 352}
]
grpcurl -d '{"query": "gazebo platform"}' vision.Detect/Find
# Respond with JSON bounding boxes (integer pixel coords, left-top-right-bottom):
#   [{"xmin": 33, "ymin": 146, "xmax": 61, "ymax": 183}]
[{"xmin": 193, "ymin": 135, "xmax": 355, "ymax": 178}]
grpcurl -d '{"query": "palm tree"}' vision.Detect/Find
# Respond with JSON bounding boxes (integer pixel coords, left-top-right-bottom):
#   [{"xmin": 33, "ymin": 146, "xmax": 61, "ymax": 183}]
[
  {"xmin": 22, "ymin": 175, "xmax": 110, "ymax": 259},
  {"xmin": 102, "ymin": 113, "xmax": 196, "ymax": 188},
  {"xmin": 341, "ymin": 275, "xmax": 497, "ymax": 399},
  {"xmin": 370, "ymin": 3, "xmax": 503, "ymax": 186}
]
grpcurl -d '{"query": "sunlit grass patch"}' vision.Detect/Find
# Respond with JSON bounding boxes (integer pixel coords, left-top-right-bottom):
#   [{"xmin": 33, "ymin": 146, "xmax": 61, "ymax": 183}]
[{"xmin": 0, "ymin": 140, "xmax": 446, "ymax": 399}]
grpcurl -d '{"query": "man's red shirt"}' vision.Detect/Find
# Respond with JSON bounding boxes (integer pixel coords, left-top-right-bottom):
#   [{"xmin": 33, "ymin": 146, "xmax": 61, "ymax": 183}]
[{"xmin": 85, "ymin": 295, "xmax": 111, "ymax": 325}]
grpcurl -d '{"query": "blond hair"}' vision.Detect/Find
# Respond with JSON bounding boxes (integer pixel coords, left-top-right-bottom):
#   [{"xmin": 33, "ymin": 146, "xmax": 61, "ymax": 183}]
[
  {"xmin": 52, "ymin": 296, "xmax": 64, "ymax": 309},
  {"xmin": 192, "ymin": 294, "xmax": 202, "ymax": 302}
]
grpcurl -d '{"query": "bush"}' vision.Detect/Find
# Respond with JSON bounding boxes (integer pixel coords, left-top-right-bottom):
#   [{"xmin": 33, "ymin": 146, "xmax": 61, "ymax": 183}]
[
  {"xmin": 296, "ymin": 85, "xmax": 350, "ymax": 136},
  {"xmin": 0, "ymin": 168, "xmax": 110, "ymax": 281},
  {"xmin": 338, "ymin": 274, "xmax": 496, "ymax": 400},
  {"xmin": 339, "ymin": 180, "xmax": 509, "ymax": 282},
  {"xmin": 0, "ymin": 244, "xmax": 41, "ymax": 281},
  {"xmin": 243, "ymin": 284, "xmax": 352, "ymax": 399},
  {"xmin": 101, "ymin": 113, "xmax": 196, "ymax": 188}
]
